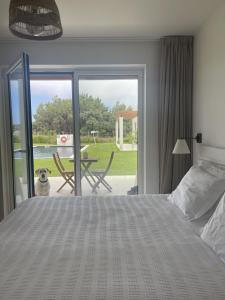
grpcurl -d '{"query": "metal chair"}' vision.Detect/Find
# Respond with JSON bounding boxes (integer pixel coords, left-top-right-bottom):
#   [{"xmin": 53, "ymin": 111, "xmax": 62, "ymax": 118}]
[
  {"xmin": 52, "ymin": 153, "xmax": 75, "ymax": 193},
  {"xmin": 91, "ymin": 152, "xmax": 114, "ymax": 193}
]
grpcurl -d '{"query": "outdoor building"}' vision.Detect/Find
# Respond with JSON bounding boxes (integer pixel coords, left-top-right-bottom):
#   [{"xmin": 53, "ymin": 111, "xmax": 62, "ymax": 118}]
[{"xmin": 115, "ymin": 111, "xmax": 138, "ymax": 151}]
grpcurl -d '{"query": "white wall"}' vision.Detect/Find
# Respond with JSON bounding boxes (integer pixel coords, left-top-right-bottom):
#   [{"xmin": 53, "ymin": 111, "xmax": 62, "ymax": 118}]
[
  {"xmin": 0, "ymin": 39, "xmax": 159, "ymax": 193},
  {"xmin": 194, "ymin": 2, "xmax": 225, "ymax": 160}
]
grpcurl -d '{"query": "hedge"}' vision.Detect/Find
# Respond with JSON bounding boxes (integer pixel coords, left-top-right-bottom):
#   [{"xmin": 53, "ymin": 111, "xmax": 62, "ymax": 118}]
[{"xmin": 32, "ymin": 134, "xmax": 134, "ymax": 145}]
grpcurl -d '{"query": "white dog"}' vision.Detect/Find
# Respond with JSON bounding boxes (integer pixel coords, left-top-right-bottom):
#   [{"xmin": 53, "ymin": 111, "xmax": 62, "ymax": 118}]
[{"xmin": 35, "ymin": 168, "xmax": 51, "ymax": 196}]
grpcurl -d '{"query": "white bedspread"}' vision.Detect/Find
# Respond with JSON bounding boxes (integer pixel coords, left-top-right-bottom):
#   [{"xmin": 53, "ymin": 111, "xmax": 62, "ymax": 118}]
[{"xmin": 1, "ymin": 195, "xmax": 225, "ymax": 300}]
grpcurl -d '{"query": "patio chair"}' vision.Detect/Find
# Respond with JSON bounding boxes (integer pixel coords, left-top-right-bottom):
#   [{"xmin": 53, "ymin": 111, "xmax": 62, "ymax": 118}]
[
  {"xmin": 52, "ymin": 153, "xmax": 75, "ymax": 193},
  {"xmin": 91, "ymin": 151, "xmax": 114, "ymax": 193},
  {"xmin": 55, "ymin": 151, "xmax": 67, "ymax": 171}
]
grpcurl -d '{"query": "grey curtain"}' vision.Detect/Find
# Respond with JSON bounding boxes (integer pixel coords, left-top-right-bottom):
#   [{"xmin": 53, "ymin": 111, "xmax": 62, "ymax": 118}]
[{"xmin": 159, "ymin": 36, "xmax": 193, "ymax": 194}]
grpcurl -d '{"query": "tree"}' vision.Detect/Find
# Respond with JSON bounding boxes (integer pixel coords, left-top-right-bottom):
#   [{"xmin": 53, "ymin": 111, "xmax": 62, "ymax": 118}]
[
  {"xmin": 79, "ymin": 94, "xmax": 114, "ymax": 136},
  {"xmin": 33, "ymin": 96, "xmax": 73, "ymax": 134},
  {"xmin": 111, "ymin": 101, "xmax": 133, "ymax": 115},
  {"xmin": 33, "ymin": 94, "xmax": 115, "ymax": 136},
  {"xmin": 33, "ymin": 96, "xmax": 135, "ymax": 137}
]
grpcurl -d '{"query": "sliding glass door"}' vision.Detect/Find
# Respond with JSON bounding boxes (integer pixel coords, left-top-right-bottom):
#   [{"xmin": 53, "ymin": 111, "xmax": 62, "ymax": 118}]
[
  {"xmin": 7, "ymin": 53, "xmax": 34, "ymax": 206},
  {"xmin": 28, "ymin": 69, "xmax": 143, "ymax": 197}
]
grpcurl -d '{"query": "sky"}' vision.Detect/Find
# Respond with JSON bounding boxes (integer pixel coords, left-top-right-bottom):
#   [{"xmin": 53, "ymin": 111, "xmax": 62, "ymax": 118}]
[{"xmin": 30, "ymin": 79, "xmax": 138, "ymax": 116}]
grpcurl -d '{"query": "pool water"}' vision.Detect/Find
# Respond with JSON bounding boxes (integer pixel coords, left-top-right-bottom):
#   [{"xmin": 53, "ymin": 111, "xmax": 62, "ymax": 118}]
[{"xmin": 16, "ymin": 146, "xmax": 74, "ymax": 159}]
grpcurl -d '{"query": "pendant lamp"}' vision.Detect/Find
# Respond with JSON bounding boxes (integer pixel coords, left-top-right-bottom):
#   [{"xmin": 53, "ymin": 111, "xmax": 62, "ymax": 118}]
[{"xmin": 9, "ymin": 0, "xmax": 63, "ymax": 40}]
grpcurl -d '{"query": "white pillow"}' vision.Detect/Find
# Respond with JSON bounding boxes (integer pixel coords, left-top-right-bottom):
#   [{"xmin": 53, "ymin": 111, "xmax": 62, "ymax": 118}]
[
  {"xmin": 198, "ymin": 159, "xmax": 225, "ymax": 178},
  {"xmin": 168, "ymin": 166, "xmax": 225, "ymax": 221},
  {"xmin": 201, "ymin": 193, "xmax": 225, "ymax": 264}
]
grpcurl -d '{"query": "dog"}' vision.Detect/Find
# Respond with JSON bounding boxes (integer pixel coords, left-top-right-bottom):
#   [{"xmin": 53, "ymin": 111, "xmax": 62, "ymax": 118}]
[{"xmin": 35, "ymin": 168, "xmax": 51, "ymax": 196}]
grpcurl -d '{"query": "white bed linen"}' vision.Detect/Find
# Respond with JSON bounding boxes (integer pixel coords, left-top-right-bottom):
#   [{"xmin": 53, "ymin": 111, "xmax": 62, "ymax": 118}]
[
  {"xmin": 201, "ymin": 193, "xmax": 225, "ymax": 264},
  {"xmin": 0, "ymin": 195, "xmax": 225, "ymax": 300},
  {"xmin": 168, "ymin": 166, "xmax": 225, "ymax": 220},
  {"xmin": 199, "ymin": 159, "xmax": 225, "ymax": 178}
]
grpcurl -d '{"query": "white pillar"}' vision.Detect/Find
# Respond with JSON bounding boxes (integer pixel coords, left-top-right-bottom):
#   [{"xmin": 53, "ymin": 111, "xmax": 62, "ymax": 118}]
[
  {"xmin": 115, "ymin": 119, "xmax": 118, "ymax": 144},
  {"xmin": 132, "ymin": 118, "xmax": 135, "ymax": 140},
  {"xmin": 119, "ymin": 116, "xmax": 123, "ymax": 150},
  {"xmin": 132, "ymin": 117, "xmax": 138, "ymax": 142}
]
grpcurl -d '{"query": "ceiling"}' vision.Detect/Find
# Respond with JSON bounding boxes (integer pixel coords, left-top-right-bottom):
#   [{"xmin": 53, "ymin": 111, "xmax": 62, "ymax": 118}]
[{"xmin": 0, "ymin": 0, "xmax": 223, "ymax": 40}]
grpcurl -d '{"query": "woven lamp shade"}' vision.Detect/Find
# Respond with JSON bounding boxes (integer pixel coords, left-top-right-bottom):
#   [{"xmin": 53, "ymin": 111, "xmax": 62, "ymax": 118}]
[{"xmin": 9, "ymin": 0, "xmax": 63, "ymax": 40}]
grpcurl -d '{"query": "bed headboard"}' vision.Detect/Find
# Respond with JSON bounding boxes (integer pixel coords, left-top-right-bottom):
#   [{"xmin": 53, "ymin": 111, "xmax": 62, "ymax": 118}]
[{"xmin": 198, "ymin": 144, "xmax": 225, "ymax": 165}]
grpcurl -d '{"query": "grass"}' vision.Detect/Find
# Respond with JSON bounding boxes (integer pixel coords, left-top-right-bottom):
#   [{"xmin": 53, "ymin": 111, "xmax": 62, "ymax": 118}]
[{"xmin": 33, "ymin": 143, "xmax": 137, "ymax": 176}]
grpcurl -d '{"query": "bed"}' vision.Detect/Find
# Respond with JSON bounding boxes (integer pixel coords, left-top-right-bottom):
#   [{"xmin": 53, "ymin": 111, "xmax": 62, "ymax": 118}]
[{"xmin": 1, "ymin": 145, "xmax": 225, "ymax": 299}]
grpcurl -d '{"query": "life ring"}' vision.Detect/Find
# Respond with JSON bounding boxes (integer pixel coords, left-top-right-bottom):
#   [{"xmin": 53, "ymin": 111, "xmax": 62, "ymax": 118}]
[{"xmin": 60, "ymin": 136, "xmax": 67, "ymax": 144}]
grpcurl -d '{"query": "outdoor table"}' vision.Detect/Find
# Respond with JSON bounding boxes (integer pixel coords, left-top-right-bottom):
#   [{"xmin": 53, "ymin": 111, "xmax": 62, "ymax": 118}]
[{"xmin": 69, "ymin": 158, "xmax": 98, "ymax": 189}]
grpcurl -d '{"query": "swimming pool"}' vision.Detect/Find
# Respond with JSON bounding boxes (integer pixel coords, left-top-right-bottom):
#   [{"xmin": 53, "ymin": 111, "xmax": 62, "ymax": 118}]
[{"xmin": 15, "ymin": 146, "xmax": 74, "ymax": 159}]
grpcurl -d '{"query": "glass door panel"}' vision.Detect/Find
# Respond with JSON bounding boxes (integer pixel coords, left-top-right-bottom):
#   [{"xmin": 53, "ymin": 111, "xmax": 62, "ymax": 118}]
[
  {"xmin": 30, "ymin": 74, "xmax": 75, "ymax": 196},
  {"xmin": 78, "ymin": 77, "xmax": 138, "ymax": 196},
  {"xmin": 7, "ymin": 53, "xmax": 34, "ymax": 205}
]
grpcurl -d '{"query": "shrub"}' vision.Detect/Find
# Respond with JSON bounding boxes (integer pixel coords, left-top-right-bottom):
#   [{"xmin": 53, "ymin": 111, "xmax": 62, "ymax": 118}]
[
  {"xmin": 33, "ymin": 134, "xmax": 115, "ymax": 145},
  {"xmin": 80, "ymin": 136, "xmax": 115, "ymax": 144},
  {"xmin": 124, "ymin": 132, "xmax": 138, "ymax": 144},
  {"xmin": 33, "ymin": 135, "xmax": 56, "ymax": 145},
  {"xmin": 13, "ymin": 134, "xmax": 20, "ymax": 144}
]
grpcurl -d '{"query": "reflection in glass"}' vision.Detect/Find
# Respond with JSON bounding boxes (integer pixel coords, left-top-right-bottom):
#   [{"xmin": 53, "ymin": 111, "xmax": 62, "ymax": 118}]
[{"xmin": 9, "ymin": 65, "xmax": 29, "ymax": 204}]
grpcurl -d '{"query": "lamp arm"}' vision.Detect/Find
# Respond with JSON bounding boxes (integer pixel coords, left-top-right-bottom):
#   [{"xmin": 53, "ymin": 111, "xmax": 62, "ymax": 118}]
[{"xmin": 180, "ymin": 133, "xmax": 202, "ymax": 144}]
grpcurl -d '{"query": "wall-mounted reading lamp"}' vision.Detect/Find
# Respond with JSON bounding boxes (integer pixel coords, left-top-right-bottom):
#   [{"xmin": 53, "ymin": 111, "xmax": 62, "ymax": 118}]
[{"xmin": 172, "ymin": 133, "xmax": 202, "ymax": 155}]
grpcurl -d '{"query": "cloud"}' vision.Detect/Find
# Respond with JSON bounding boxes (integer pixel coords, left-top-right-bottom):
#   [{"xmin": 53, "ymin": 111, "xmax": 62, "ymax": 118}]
[
  {"xmin": 30, "ymin": 80, "xmax": 72, "ymax": 100},
  {"xmin": 30, "ymin": 79, "xmax": 138, "ymax": 115},
  {"xmin": 79, "ymin": 79, "xmax": 138, "ymax": 109}
]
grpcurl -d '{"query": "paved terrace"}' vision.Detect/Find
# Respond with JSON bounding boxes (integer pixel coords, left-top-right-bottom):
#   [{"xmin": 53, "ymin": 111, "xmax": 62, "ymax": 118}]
[{"xmin": 46, "ymin": 175, "xmax": 136, "ymax": 196}]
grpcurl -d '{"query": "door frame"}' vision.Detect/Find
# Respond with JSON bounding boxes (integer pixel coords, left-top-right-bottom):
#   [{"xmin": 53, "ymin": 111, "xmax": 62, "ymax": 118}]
[
  {"xmin": 74, "ymin": 67, "xmax": 145, "ymax": 194},
  {"xmin": 30, "ymin": 71, "xmax": 79, "ymax": 194},
  {"xmin": 30, "ymin": 65, "xmax": 146, "ymax": 195},
  {"xmin": 7, "ymin": 53, "xmax": 35, "ymax": 207}
]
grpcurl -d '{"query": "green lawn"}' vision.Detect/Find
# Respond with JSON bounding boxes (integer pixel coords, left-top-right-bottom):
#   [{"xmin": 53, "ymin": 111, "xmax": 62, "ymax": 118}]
[{"xmin": 34, "ymin": 143, "xmax": 137, "ymax": 176}]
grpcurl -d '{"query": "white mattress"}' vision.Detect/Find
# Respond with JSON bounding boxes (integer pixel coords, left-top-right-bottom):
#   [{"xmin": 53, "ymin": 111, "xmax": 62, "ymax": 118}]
[{"xmin": 0, "ymin": 194, "xmax": 225, "ymax": 300}]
